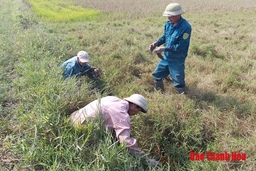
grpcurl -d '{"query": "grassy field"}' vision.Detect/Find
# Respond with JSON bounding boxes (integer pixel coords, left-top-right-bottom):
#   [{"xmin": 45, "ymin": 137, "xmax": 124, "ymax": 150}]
[{"xmin": 1, "ymin": 0, "xmax": 256, "ymax": 170}]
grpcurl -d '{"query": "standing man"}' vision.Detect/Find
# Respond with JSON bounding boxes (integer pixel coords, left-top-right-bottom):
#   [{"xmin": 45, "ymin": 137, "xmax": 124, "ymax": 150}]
[
  {"xmin": 61, "ymin": 50, "xmax": 101, "ymax": 79},
  {"xmin": 149, "ymin": 3, "xmax": 192, "ymax": 94}
]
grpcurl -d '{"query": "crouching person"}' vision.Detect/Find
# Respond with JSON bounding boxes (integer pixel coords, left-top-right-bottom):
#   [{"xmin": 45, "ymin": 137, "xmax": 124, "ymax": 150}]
[
  {"xmin": 70, "ymin": 94, "xmax": 162, "ymax": 168},
  {"xmin": 61, "ymin": 50, "xmax": 101, "ymax": 80},
  {"xmin": 70, "ymin": 94, "xmax": 147, "ymax": 156}
]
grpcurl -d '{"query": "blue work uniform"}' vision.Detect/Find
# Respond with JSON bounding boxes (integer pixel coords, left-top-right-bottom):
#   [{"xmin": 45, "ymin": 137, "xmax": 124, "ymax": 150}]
[
  {"xmin": 152, "ymin": 17, "xmax": 192, "ymax": 88},
  {"xmin": 61, "ymin": 56, "xmax": 91, "ymax": 79}
]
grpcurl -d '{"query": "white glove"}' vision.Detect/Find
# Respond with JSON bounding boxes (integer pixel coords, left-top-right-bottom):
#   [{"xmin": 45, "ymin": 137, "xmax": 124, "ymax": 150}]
[
  {"xmin": 153, "ymin": 47, "xmax": 165, "ymax": 54},
  {"xmin": 149, "ymin": 42, "xmax": 157, "ymax": 52},
  {"xmin": 146, "ymin": 158, "xmax": 161, "ymax": 169}
]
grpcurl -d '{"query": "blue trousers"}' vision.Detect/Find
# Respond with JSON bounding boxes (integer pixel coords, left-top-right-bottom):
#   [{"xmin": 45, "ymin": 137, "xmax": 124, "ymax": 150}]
[{"xmin": 152, "ymin": 59, "xmax": 186, "ymax": 88}]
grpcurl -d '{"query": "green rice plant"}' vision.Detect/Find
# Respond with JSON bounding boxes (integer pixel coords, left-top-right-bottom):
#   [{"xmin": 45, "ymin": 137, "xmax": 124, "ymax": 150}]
[{"xmin": 25, "ymin": 0, "xmax": 100, "ymax": 22}]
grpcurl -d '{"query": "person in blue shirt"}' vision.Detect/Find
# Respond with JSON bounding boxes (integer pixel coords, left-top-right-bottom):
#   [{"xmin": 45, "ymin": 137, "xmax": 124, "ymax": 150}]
[
  {"xmin": 61, "ymin": 51, "xmax": 101, "ymax": 79},
  {"xmin": 149, "ymin": 3, "xmax": 192, "ymax": 94}
]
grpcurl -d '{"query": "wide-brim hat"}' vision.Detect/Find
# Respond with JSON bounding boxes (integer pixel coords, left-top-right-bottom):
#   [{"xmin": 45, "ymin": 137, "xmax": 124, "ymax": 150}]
[
  {"xmin": 162, "ymin": 3, "xmax": 185, "ymax": 17},
  {"xmin": 124, "ymin": 94, "xmax": 148, "ymax": 113}
]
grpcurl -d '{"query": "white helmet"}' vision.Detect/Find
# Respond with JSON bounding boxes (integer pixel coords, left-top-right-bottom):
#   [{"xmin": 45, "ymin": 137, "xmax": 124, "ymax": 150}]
[
  {"xmin": 77, "ymin": 51, "xmax": 89, "ymax": 63},
  {"xmin": 124, "ymin": 94, "xmax": 148, "ymax": 113},
  {"xmin": 163, "ymin": 3, "xmax": 185, "ymax": 17}
]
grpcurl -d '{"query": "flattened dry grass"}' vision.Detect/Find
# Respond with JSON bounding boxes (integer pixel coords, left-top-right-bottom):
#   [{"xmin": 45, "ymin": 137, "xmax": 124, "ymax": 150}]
[{"xmin": 74, "ymin": 0, "xmax": 256, "ymax": 20}]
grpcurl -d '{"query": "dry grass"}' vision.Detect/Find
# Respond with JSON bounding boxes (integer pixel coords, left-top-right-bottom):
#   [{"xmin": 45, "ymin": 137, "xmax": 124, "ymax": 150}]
[
  {"xmin": 74, "ymin": 0, "xmax": 256, "ymax": 18},
  {"xmin": 1, "ymin": 0, "xmax": 256, "ymax": 170}
]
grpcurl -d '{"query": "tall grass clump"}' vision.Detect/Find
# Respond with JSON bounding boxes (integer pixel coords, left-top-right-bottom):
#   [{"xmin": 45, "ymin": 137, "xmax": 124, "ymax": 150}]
[
  {"xmin": 1, "ymin": 0, "xmax": 256, "ymax": 170},
  {"xmin": 25, "ymin": 0, "xmax": 100, "ymax": 22}
]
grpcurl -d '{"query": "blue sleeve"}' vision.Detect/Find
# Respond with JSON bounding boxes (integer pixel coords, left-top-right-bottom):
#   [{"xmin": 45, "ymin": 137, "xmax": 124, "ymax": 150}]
[
  {"xmin": 61, "ymin": 62, "xmax": 65, "ymax": 68},
  {"xmin": 80, "ymin": 64, "xmax": 91, "ymax": 73},
  {"xmin": 165, "ymin": 26, "xmax": 192, "ymax": 52},
  {"xmin": 156, "ymin": 35, "xmax": 165, "ymax": 46},
  {"xmin": 156, "ymin": 22, "xmax": 168, "ymax": 46},
  {"xmin": 63, "ymin": 64, "xmax": 73, "ymax": 79},
  {"xmin": 87, "ymin": 64, "xmax": 91, "ymax": 68}
]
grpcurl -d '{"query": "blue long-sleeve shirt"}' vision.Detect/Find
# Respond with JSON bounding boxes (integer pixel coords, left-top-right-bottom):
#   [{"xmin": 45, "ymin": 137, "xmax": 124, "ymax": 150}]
[
  {"xmin": 156, "ymin": 17, "xmax": 192, "ymax": 61},
  {"xmin": 61, "ymin": 56, "xmax": 91, "ymax": 79}
]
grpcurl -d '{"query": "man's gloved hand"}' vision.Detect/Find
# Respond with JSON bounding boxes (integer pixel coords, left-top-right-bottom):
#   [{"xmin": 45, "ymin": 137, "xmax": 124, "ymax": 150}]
[
  {"xmin": 153, "ymin": 47, "xmax": 165, "ymax": 54},
  {"xmin": 149, "ymin": 42, "xmax": 157, "ymax": 52},
  {"xmin": 81, "ymin": 66, "xmax": 102, "ymax": 80},
  {"xmin": 93, "ymin": 67, "xmax": 102, "ymax": 78},
  {"xmin": 146, "ymin": 158, "xmax": 162, "ymax": 169}
]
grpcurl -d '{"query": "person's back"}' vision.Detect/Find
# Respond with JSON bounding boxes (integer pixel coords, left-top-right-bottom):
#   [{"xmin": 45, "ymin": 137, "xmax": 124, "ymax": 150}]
[
  {"xmin": 61, "ymin": 56, "xmax": 91, "ymax": 79},
  {"xmin": 61, "ymin": 51, "xmax": 91, "ymax": 79},
  {"xmin": 69, "ymin": 94, "xmax": 161, "ymax": 167},
  {"xmin": 70, "ymin": 94, "xmax": 147, "ymax": 156},
  {"xmin": 61, "ymin": 51, "xmax": 102, "ymax": 80},
  {"xmin": 70, "ymin": 96, "xmax": 130, "ymax": 129}
]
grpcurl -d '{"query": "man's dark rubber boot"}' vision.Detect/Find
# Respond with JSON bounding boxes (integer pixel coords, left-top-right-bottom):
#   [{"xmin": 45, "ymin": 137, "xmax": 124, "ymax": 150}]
[
  {"xmin": 154, "ymin": 80, "xmax": 164, "ymax": 92},
  {"xmin": 176, "ymin": 87, "xmax": 186, "ymax": 94}
]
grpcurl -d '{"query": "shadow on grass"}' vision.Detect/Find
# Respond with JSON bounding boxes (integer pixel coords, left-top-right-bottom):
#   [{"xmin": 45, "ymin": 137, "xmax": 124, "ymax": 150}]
[
  {"xmin": 142, "ymin": 115, "xmax": 215, "ymax": 170},
  {"xmin": 181, "ymin": 82, "xmax": 255, "ymax": 170},
  {"xmin": 186, "ymin": 83, "xmax": 254, "ymax": 120},
  {"xmin": 78, "ymin": 75, "xmax": 113, "ymax": 95}
]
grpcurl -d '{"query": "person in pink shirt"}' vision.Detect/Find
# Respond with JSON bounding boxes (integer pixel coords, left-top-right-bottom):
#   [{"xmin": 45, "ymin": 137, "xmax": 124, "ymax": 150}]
[{"xmin": 70, "ymin": 94, "xmax": 147, "ymax": 156}]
